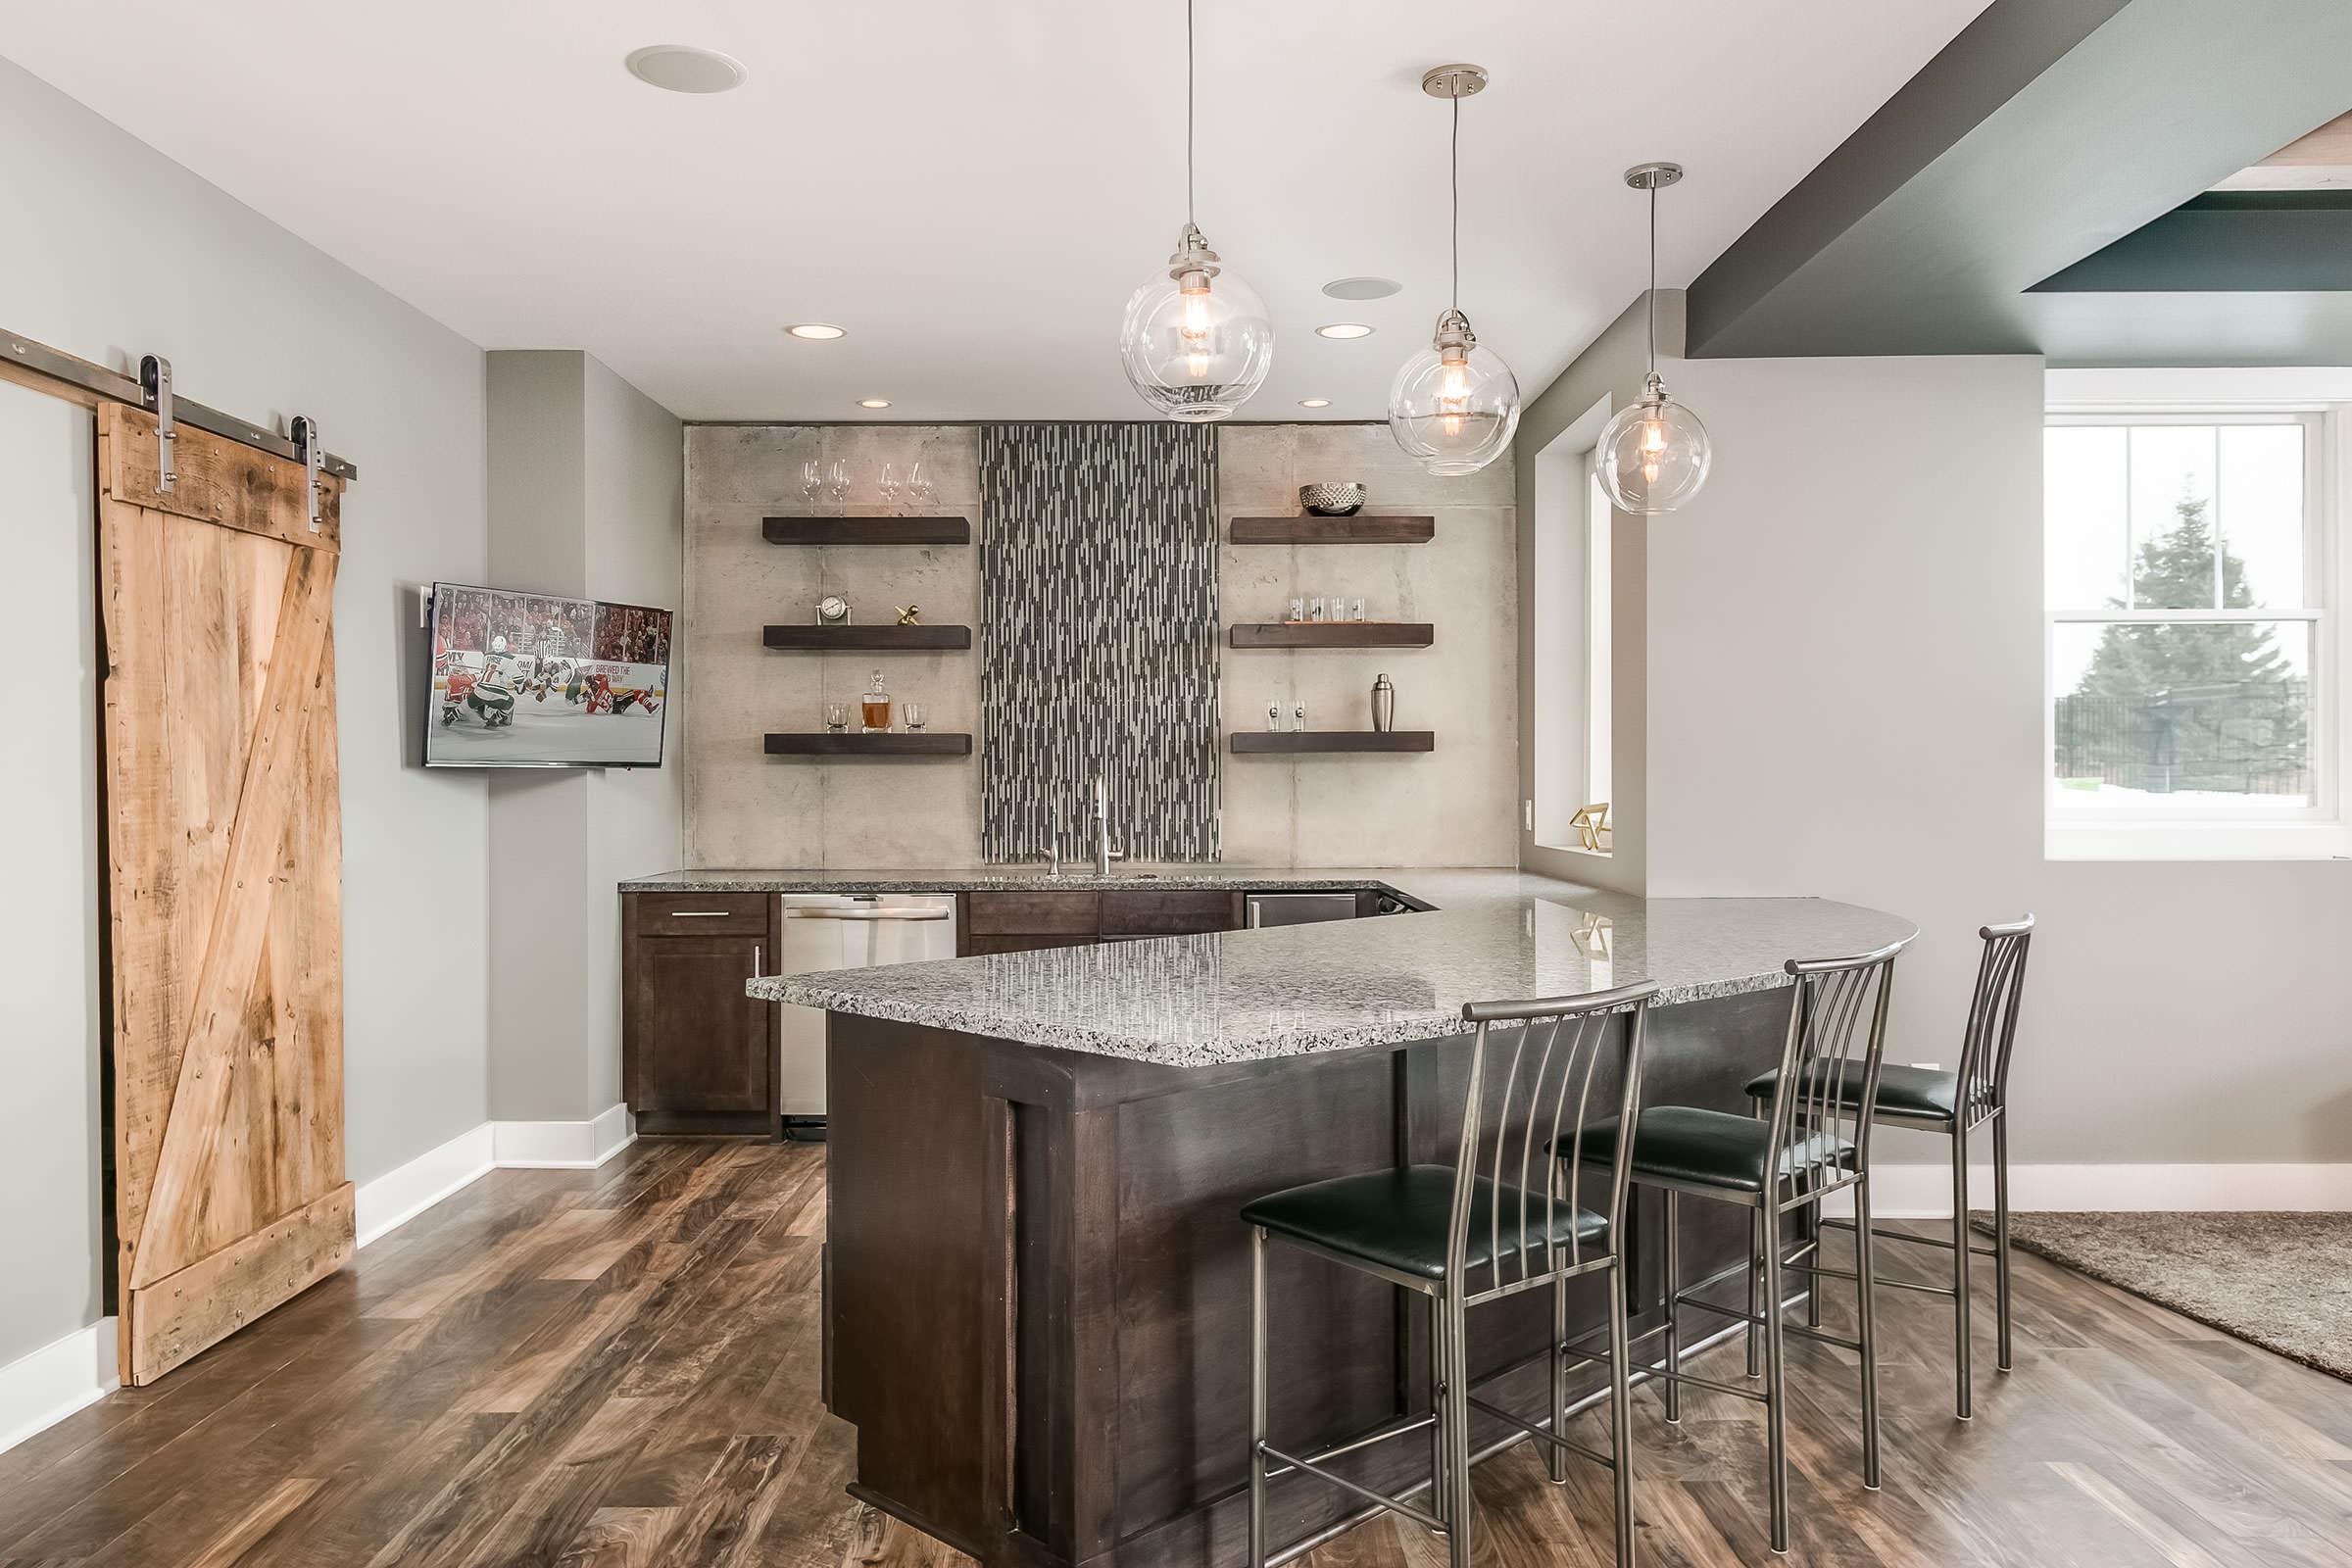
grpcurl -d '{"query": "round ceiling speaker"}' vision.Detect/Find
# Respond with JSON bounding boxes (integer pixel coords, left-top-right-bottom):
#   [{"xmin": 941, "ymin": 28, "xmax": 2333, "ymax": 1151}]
[{"xmin": 625, "ymin": 45, "xmax": 748, "ymax": 95}]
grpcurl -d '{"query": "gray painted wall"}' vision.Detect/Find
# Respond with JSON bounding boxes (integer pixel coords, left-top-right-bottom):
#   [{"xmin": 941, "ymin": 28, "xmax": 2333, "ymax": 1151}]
[
  {"xmin": 484, "ymin": 352, "xmax": 683, "ymax": 1123},
  {"xmin": 1647, "ymin": 349, "xmax": 2352, "ymax": 1164},
  {"xmin": 0, "ymin": 57, "xmax": 490, "ymax": 1367},
  {"xmin": 682, "ymin": 423, "xmax": 1516, "ymax": 868}
]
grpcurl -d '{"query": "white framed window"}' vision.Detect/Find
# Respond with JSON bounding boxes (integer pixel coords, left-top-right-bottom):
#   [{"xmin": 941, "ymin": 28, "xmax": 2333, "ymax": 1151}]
[
  {"xmin": 2043, "ymin": 404, "xmax": 2344, "ymax": 858},
  {"xmin": 1531, "ymin": 398, "xmax": 1614, "ymax": 855}
]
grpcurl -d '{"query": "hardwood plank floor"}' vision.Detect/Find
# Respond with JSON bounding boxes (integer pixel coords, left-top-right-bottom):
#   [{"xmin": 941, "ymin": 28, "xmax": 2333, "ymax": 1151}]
[{"xmin": 2, "ymin": 1141, "xmax": 2345, "ymax": 1567}]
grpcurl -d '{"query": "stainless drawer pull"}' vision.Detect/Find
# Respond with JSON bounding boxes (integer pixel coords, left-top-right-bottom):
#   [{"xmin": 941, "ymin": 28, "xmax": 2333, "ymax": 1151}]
[{"xmin": 665, "ymin": 909, "xmax": 735, "ymax": 917}]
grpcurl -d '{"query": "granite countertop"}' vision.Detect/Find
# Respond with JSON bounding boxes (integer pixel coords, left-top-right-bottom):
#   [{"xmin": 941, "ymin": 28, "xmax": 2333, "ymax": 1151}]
[
  {"xmin": 621, "ymin": 866, "xmax": 1439, "ymax": 896},
  {"xmin": 708, "ymin": 866, "xmax": 1916, "ymax": 1068}
]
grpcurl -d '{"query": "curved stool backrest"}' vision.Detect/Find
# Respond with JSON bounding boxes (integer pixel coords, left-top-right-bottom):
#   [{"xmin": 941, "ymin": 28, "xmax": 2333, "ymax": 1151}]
[
  {"xmin": 1452, "ymin": 981, "xmax": 1659, "ymax": 1300},
  {"xmin": 1767, "ymin": 944, "xmax": 1904, "ymax": 1206},
  {"xmin": 1959, "ymin": 916, "xmax": 2034, "ymax": 1122}
]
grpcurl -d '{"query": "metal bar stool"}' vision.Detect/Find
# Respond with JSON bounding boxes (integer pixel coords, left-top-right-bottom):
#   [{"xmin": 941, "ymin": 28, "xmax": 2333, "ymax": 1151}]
[
  {"xmin": 1750, "ymin": 917, "xmax": 2034, "ymax": 1418},
  {"xmin": 1241, "ymin": 980, "xmax": 1659, "ymax": 1568},
  {"xmin": 1565, "ymin": 942, "xmax": 1903, "ymax": 1554}
]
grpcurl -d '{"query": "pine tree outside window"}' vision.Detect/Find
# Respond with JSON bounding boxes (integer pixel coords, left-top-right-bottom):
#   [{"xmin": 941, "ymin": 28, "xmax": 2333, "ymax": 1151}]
[{"xmin": 2045, "ymin": 412, "xmax": 2333, "ymax": 850}]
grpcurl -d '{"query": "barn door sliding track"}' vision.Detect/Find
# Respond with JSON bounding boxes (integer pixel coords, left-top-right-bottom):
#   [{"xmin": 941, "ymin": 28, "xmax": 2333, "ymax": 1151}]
[{"xmin": 0, "ymin": 324, "xmax": 361, "ymax": 481}]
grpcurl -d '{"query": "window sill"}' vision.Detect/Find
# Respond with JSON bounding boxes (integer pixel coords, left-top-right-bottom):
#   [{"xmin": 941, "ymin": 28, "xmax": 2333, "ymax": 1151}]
[{"xmin": 2045, "ymin": 820, "xmax": 2350, "ymax": 862}]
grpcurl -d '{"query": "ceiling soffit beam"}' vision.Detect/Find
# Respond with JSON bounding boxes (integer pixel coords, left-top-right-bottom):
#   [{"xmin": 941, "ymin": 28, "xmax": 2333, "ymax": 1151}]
[
  {"xmin": 1683, "ymin": 0, "xmax": 2352, "ymax": 360},
  {"xmin": 2030, "ymin": 193, "xmax": 2352, "ymax": 293}
]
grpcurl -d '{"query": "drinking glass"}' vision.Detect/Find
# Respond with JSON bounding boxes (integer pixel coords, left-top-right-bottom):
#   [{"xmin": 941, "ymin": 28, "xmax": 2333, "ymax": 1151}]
[
  {"xmin": 1287, "ymin": 596, "xmax": 1304, "ymax": 622},
  {"xmin": 880, "ymin": 463, "xmax": 901, "ymax": 512},
  {"xmin": 909, "ymin": 461, "xmax": 935, "ymax": 509},
  {"xmin": 823, "ymin": 703, "xmax": 848, "ymax": 733},
  {"xmin": 1308, "ymin": 596, "xmax": 1328, "ymax": 622},
  {"xmin": 903, "ymin": 702, "xmax": 927, "ymax": 733},
  {"xmin": 826, "ymin": 459, "xmax": 850, "ymax": 505},
  {"xmin": 801, "ymin": 459, "xmax": 821, "ymax": 506},
  {"xmin": 1349, "ymin": 596, "xmax": 1367, "ymax": 621}
]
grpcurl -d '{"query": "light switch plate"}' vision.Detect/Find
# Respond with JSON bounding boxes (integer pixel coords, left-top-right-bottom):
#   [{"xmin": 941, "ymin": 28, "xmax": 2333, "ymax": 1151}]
[{"xmin": 1523, "ymin": 799, "xmax": 1534, "ymax": 831}]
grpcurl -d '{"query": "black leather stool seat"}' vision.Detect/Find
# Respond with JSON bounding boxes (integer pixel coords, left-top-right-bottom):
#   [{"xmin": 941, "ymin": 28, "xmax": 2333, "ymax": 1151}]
[
  {"xmin": 1564, "ymin": 1108, "xmax": 1856, "ymax": 1195},
  {"xmin": 1746, "ymin": 1062, "xmax": 1959, "ymax": 1123},
  {"xmin": 1242, "ymin": 1165, "xmax": 1609, "ymax": 1282}
]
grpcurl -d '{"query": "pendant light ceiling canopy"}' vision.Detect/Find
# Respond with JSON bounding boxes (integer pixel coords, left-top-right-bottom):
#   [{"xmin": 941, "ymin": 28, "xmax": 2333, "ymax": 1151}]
[
  {"xmin": 1594, "ymin": 162, "xmax": 1714, "ymax": 514},
  {"xmin": 1117, "ymin": 0, "xmax": 1273, "ymax": 423},
  {"xmin": 1387, "ymin": 65, "xmax": 1521, "ymax": 478}
]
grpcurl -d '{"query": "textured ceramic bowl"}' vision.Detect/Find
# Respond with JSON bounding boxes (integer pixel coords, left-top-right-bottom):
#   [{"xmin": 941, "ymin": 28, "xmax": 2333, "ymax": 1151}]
[{"xmin": 1299, "ymin": 482, "xmax": 1365, "ymax": 516}]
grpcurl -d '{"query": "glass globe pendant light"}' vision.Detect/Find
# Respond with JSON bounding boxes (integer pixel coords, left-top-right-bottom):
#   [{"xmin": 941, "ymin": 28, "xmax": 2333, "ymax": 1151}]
[
  {"xmin": 1117, "ymin": 0, "xmax": 1273, "ymax": 421},
  {"xmin": 1388, "ymin": 64, "xmax": 1520, "ymax": 477},
  {"xmin": 1595, "ymin": 163, "xmax": 1713, "ymax": 514}
]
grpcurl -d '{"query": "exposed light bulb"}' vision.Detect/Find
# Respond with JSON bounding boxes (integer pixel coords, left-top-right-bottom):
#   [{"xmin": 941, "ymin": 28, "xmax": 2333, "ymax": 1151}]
[
  {"xmin": 1640, "ymin": 417, "xmax": 1668, "ymax": 456},
  {"xmin": 1180, "ymin": 279, "xmax": 1213, "ymax": 343}
]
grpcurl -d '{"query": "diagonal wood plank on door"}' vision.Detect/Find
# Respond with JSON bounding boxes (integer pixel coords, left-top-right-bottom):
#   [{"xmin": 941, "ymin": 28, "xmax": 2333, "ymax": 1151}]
[{"xmin": 131, "ymin": 541, "xmax": 336, "ymax": 1291}]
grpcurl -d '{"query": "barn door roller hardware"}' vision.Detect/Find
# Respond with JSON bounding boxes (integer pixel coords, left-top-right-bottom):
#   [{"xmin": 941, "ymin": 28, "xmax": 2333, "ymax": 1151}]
[
  {"xmin": 292, "ymin": 416, "xmax": 323, "ymax": 532},
  {"xmin": 0, "ymin": 326, "xmax": 360, "ymax": 482},
  {"xmin": 139, "ymin": 355, "xmax": 177, "ymax": 491}
]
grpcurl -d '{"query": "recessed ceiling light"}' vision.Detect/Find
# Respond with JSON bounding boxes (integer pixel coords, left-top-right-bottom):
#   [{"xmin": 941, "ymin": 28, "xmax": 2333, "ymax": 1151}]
[
  {"xmin": 1322, "ymin": 276, "xmax": 1402, "ymax": 301},
  {"xmin": 784, "ymin": 322, "xmax": 847, "ymax": 340},
  {"xmin": 1298, "ymin": 399, "xmax": 1332, "ymax": 409},
  {"xmin": 624, "ymin": 45, "xmax": 748, "ymax": 95},
  {"xmin": 1316, "ymin": 322, "xmax": 1376, "ymax": 340},
  {"xmin": 856, "ymin": 398, "xmax": 892, "ymax": 410}
]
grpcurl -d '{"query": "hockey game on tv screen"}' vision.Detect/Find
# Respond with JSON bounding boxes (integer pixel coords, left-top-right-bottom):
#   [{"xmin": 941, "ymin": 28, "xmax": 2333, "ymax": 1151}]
[{"xmin": 426, "ymin": 583, "xmax": 671, "ymax": 767}]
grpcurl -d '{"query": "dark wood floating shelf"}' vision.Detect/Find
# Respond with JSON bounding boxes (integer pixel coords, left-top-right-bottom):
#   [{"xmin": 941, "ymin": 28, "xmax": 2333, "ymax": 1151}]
[
  {"xmin": 762, "ymin": 624, "xmax": 972, "ymax": 651},
  {"xmin": 1230, "ymin": 514, "xmax": 1435, "ymax": 545},
  {"xmin": 1230, "ymin": 731, "xmax": 1435, "ymax": 755},
  {"xmin": 762, "ymin": 515, "xmax": 971, "ymax": 546},
  {"xmin": 1230, "ymin": 622, "xmax": 1434, "ymax": 650},
  {"xmin": 764, "ymin": 732, "xmax": 973, "ymax": 757}
]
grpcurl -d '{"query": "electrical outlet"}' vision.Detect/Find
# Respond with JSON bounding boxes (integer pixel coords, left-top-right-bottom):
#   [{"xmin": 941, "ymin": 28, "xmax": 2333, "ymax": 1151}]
[{"xmin": 1524, "ymin": 799, "xmax": 1534, "ymax": 832}]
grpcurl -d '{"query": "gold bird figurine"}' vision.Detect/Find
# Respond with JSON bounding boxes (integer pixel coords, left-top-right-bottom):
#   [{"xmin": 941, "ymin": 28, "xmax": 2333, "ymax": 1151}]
[{"xmin": 895, "ymin": 605, "xmax": 921, "ymax": 625}]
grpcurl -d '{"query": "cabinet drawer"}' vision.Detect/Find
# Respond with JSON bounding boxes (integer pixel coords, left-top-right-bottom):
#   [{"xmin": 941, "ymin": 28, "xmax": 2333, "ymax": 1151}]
[
  {"xmin": 633, "ymin": 892, "xmax": 771, "ymax": 937},
  {"xmin": 1100, "ymin": 889, "xmax": 1241, "ymax": 936},
  {"xmin": 965, "ymin": 891, "xmax": 1101, "ymax": 937}
]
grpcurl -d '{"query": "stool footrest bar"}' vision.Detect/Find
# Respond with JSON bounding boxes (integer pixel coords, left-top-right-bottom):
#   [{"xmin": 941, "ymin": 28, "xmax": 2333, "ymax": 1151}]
[
  {"xmin": 1258, "ymin": 1412, "xmax": 1438, "ymax": 1481},
  {"xmin": 1256, "ymin": 1444, "xmax": 1445, "ymax": 1533},
  {"xmin": 1465, "ymin": 1395, "xmax": 1615, "ymax": 1470}
]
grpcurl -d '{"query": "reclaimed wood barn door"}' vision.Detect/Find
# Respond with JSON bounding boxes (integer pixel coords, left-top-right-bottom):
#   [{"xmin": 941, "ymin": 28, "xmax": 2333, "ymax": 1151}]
[{"xmin": 95, "ymin": 402, "xmax": 351, "ymax": 1386}]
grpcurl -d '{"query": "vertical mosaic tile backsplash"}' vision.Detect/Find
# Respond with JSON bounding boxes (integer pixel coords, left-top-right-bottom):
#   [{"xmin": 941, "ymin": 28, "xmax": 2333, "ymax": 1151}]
[{"xmin": 979, "ymin": 423, "xmax": 1220, "ymax": 862}]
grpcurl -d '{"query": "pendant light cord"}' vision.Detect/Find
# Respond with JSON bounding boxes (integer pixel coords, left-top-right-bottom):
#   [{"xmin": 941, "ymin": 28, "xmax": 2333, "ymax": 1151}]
[
  {"xmin": 1646, "ymin": 180, "xmax": 1658, "ymax": 373},
  {"xmin": 1449, "ymin": 92, "xmax": 1461, "ymax": 310},
  {"xmin": 1185, "ymin": 0, "xmax": 1197, "ymax": 226}
]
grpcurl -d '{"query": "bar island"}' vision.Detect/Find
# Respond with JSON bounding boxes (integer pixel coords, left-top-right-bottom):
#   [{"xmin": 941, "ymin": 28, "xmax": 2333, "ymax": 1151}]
[{"xmin": 749, "ymin": 873, "xmax": 1914, "ymax": 1568}]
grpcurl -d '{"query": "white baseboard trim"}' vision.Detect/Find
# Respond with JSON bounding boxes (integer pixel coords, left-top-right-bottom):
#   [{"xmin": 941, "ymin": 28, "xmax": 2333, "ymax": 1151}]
[
  {"xmin": 0, "ymin": 1317, "xmax": 118, "ymax": 1457},
  {"xmin": 356, "ymin": 1104, "xmax": 636, "ymax": 1247},
  {"xmin": 355, "ymin": 1123, "xmax": 496, "ymax": 1248},
  {"xmin": 1854, "ymin": 1162, "xmax": 2352, "ymax": 1218},
  {"xmin": 493, "ymin": 1103, "xmax": 636, "ymax": 1170}
]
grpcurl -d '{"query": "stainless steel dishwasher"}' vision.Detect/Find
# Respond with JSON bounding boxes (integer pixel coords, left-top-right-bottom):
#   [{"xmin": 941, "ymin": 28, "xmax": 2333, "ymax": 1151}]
[{"xmin": 774, "ymin": 893, "xmax": 957, "ymax": 1138}]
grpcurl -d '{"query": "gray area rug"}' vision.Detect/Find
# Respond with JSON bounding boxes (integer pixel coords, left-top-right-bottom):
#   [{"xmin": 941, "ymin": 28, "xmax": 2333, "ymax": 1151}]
[{"xmin": 1973, "ymin": 1210, "xmax": 2352, "ymax": 1381}]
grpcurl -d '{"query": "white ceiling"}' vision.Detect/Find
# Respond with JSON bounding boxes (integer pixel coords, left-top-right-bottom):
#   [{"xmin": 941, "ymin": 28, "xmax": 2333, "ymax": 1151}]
[{"xmin": 0, "ymin": 2, "xmax": 1991, "ymax": 422}]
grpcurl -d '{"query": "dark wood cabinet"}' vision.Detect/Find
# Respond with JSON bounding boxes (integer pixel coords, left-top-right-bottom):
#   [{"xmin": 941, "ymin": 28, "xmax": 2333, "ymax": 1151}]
[
  {"xmin": 958, "ymin": 887, "xmax": 1255, "ymax": 954},
  {"xmin": 623, "ymin": 893, "xmax": 781, "ymax": 1137}
]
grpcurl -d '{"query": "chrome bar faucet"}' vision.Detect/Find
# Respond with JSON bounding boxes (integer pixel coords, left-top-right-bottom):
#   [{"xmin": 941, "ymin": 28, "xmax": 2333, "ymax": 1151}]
[{"xmin": 1092, "ymin": 775, "xmax": 1124, "ymax": 877}]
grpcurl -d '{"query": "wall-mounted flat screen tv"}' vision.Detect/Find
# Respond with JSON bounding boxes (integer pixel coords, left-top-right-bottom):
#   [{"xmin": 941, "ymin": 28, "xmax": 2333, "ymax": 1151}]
[{"xmin": 425, "ymin": 582, "xmax": 672, "ymax": 768}]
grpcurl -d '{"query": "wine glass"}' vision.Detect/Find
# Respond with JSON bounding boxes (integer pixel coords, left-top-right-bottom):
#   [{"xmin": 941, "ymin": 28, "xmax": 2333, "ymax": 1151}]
[
  {"xmin": 800, "ymin": 459, "xmax": 821, "ymax": 507},
  {"xmin": 908, "ymin": 461, "xmax": 935, "ymax": 510},
  {"xmin": 880, "ymin": 463, "xmax": 900, "ymax": 513},
  {"xmin": 826, "ymin": 459, "xmax": 850, "ymax": 506}
]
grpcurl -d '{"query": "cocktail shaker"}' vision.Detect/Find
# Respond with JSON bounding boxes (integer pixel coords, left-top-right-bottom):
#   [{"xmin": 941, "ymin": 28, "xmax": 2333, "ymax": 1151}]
[{"xmin": 1370, "ymin": 673, "xmax": 1396, "ymax": 732}]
